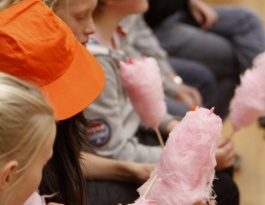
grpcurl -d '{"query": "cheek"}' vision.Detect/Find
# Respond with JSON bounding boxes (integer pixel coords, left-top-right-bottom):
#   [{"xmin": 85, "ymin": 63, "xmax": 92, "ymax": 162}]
[
  {"xmin": 19, "ymin": 167, "xmax": 43, "ymax": 204},
  {"xmin": 68, "ymin": 22, "xmax": 83, "ymax": 40},
  {"xmin": 128, "ymin": 0, "xmax": 149, "ymax": 14},
  {"xmin": 27, "ymin": 165, "xmax": 43, "ymax": 192}
]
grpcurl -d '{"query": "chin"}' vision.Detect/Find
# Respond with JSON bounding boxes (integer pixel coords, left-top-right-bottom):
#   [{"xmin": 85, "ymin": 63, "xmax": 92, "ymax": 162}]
[{"xmin": 139, "ymin": 3, "xmax": 149, "ymax": 13}]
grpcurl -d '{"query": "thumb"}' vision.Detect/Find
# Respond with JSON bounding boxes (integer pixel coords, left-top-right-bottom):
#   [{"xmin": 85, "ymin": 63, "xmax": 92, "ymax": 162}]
[{"xmin": 192, "ymin": 9, "xmax": 204, "ymax": 25}]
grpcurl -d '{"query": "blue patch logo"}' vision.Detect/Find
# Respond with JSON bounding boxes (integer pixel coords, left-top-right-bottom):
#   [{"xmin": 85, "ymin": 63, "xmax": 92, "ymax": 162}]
[{"xmin": 86, "ymin": 119, "xmax": 111, "ymax": 147}]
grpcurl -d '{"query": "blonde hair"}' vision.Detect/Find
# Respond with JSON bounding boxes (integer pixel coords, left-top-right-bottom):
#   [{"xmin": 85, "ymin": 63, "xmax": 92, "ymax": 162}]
[
  {"xmin": 0, "ymin": 0, "xmax": 21, "ymax": 11},
  {"xmin": 43, "ymin": 0, "xmax": 67, "ymax": 12},
  {"xmin": 0, "ymin": 0, "xmax": 65, "ymax": 12},
  {"xmin": 0, "ymin": 72, "xmax": 55, "ymax": 203}
]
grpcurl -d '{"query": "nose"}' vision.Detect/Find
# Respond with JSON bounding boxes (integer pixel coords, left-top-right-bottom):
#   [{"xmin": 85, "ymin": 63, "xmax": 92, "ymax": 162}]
[{"xmin": 84, "ymin": 17, "xmax": 96, "ymax": 36}]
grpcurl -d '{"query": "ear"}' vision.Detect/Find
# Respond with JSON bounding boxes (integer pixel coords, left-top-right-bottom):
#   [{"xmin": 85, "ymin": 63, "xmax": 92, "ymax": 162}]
[{"xmin": 0, "ymin": 161, "xmax": 18, "ymax": 191}]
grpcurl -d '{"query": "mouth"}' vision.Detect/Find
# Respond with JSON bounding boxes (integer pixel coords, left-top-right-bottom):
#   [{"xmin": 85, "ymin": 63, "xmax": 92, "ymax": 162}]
[{"xmin": 81, "ymin": 38, "xmax": 89, "ymax": 46}]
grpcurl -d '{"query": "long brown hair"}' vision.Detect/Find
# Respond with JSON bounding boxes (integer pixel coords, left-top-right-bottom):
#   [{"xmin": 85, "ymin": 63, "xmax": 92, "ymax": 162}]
[{"xmin": 40, "ymin": 112, "xmax": 88, "ymax": 205}]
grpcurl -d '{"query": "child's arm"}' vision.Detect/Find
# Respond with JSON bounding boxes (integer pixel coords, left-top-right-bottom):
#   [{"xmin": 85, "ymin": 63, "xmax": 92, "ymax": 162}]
[{"xmin": 80, "ymin": 151, "xmax": 155, "ymax": 184}]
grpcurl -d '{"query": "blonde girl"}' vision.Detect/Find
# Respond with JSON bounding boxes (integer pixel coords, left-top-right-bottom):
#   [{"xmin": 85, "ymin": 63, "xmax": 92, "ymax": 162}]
[
  {"xmin": 0, "ymin": 0, "xmax": 20, "ymax": 11},
  {"xmin": 0, "ymin": 72, "xmax": 56, "ymax": 205}
]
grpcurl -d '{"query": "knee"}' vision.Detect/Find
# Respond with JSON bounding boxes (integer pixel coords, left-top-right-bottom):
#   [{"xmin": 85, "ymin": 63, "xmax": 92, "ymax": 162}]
[
  {"xmin": 236, "ymin": 6, "xmax": 263, "ymax": 28},
  {"xmin": 192, "ymin": 63, "xmax": 217, "ymax": 88},
  {"xmin": 214, "ymin": 171, "xmax": 240, "ymax": 205}
]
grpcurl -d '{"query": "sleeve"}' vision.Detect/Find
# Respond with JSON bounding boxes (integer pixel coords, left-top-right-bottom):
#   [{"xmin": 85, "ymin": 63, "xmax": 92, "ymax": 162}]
[
  {"xmin": 123, "ymin": 15, "xmax": 179, "ymax": 97},
  {"xmin": 144, "ymin": 0, "xmax": 189, "ymax": 28},
  {"xmin": 83, "ymin": 55, "xmax": 163, "ymax": 163}
]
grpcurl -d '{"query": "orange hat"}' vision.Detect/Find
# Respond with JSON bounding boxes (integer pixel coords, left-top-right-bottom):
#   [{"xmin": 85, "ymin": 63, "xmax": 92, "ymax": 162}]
[{"xmin": 0, "ymin": 0, "xmax": 105, "ymax": 120}]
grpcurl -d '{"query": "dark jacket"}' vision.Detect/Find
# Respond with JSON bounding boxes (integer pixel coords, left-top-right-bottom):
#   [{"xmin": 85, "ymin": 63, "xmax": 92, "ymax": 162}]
[{"xmin": 144, "ymin": 0, "xmax": 188, "ymax": 28}]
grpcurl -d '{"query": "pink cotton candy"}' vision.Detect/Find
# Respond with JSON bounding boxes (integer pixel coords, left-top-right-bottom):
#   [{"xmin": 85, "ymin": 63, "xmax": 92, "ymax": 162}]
[
  {"xmin": 229, "ymin": 57, "xmax": 265, "ymax": 131},
  {"xmin": 253, "ymin": 52, "xmax": 265, "ymax": 68},
  {"xmin": 24, "ymin": 192, "xmax": 45, "ymax": 205},
  {"xmin": 127, "ymin": 197, "xmax": 157, "ymax": 205},
  {"xmin": 138, "ymin": 107, "xmax": 221, "ymax": 205},
  {"xmin": 119, "ymin": 57, "xmax": 167, "ymax": 129}
]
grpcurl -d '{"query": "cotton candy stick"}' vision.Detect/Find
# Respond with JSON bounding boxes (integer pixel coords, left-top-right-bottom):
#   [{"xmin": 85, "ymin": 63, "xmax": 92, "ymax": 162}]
[
  {"xmin": 119, "ymin": 57, "xmax": 167, "ymax": 147},
  {"xmin": 137, "ymin": 107, "xmax": 221, "ymax": 205},
  {"xmin": 127, "ymin": 197, "xmax": 157, "ymax": 205},
  {"xmin": 229, "ymin": 53, "xmax": 265, "ymax": 137}
]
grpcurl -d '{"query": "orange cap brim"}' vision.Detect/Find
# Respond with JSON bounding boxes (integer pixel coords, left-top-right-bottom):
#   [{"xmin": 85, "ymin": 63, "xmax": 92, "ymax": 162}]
[{"xmin": 41, "ymin": 42, "xmax": 105, "ymax": 121}]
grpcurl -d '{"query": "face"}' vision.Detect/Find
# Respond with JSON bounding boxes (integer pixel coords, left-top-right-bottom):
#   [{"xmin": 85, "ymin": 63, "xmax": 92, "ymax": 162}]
[
  {"xmin": 55, "ymin": 0, "xmax": 97, "ymax": 45},
  {"xmin": 112, "ymin": 0, "xmax": 149, "ymax": 16},
  {"xmin": 14, "ymin": 123, "xmax": 56, "ymax": 205}
]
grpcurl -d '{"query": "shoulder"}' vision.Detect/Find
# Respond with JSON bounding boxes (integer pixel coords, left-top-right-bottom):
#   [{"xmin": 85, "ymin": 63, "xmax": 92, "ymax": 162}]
[{"xmin": 86, "ymin": 43, "xmax": 125, "ymax": 62}]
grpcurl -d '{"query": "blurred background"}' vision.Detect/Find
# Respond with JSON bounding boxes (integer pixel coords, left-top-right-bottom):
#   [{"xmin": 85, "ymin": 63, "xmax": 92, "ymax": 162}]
[
  {"xmin": 206, "ymin": 0, "xmax": 265, "ymax": 21},
  {"xmin": 206, "ymin": 0, "xmax": 265, "ymax": 204}
]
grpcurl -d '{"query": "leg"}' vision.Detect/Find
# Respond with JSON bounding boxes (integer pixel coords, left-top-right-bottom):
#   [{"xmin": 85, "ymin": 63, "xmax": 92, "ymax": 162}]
[
  {"xmin": 154, "ymin": 12, "xmax": 239, "ymax": 79},
  {"xmin": 211, "ymin": 6, "xmax": 265, "ymax": 72},
  {"xmin": 215, "ymin": 78, "xmax": 238, "ymax": 120},
  {"xmin": 165, "ymin": 96, "xmax": 190, "ymax": 117},
  {"xmin": 153, "ymin": 11, "xmax": 241, "ymax": 119},
  {"xmin": 214, "ymin": 171, "xmax": 240, "ymax": 205},
  {"xmin": 87, "ymin": 180, "xmax": 139, "ymax": 205},
  {"xmin": 168, "ymin": 57, "xmax": 218, "ymax": 109}
]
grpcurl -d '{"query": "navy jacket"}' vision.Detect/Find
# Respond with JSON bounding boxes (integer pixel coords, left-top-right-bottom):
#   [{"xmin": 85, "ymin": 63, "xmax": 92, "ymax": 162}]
[{"xmin": 144, "ymin": 0, "xmax": 188, "ymax": 28}]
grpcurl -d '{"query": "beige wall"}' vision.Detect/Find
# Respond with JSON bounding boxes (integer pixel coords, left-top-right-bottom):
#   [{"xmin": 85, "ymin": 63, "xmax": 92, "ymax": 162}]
[{"xmin": 205, "ymin": 0, "xmax": 265, "ymax": 22}]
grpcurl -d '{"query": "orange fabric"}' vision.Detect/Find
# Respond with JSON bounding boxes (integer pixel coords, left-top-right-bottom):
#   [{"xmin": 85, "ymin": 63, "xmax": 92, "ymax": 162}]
[{"xmin": 0, "ymin": 0, "xmax": 105, "ymax": 120}]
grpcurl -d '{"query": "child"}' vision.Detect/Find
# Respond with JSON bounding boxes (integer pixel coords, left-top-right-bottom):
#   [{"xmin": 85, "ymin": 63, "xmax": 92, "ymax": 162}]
[
  {"xmin": 44, "ymin": 0, "xmax": 157, "ymax": 204},
  {"xmin": 0, "ymin": 1, "xmax": 234, "ymax": 205},
  {"xmin": 83, "ymin": 0, "xmax": 239, "ymax": 204},
  {"xmin": 84, "ymin": 0, "xmax": 178, "ymax": 163},
  {"xmin": 51, "ymin": 0, "xmax": 237, "ymax": 203},
  {"xmin": 0, "ymin": 1, "xmax": 153, "ymax": 204},
  {"xmin": 0, "ymin": 72, "xmax": 58, "ymax": 205},
  {"xmin": 144, "ymin": 0, "xmax": 265, "ymax": 119},
  {"xmin": 0, "ymin": 0, "xmax": 105, "ymax": 204},
  {"xmin": 0, "ymin": 0, "xmax": 20, "ymax": 11}
]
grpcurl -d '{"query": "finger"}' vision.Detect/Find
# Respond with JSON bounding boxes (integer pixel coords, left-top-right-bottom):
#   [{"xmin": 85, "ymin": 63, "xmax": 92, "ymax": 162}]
[
  {"xmin": 48, "ymin": 203, "xmax": 64, "ymax": 205},
  {"xmin": 192, "ymin": 9, "xmax": 204, "ymax": 25},
  {"xmin": 186, "ymin": 96, "xmax": 196, "ymax": 107},
  {"xmin": 197, "ymin": 2, "xmax": 218, "ymax": 29},
  {"xmin": 222, "ymin": 143, "xmax": 235, "ymax": 160},
  {"xmin": 183, "ymin": 86, "xmax": 202, "ymax": 106},
  {"xmin": 218, "ymin": 137, "xmax": 231, "ymax": 147},
  {"xmin": 194, "ymin": 201, "xmax": 204, "ymax": 205},
  {"xmin": 192, "ymin": 90, "xmax": 203, "ymax": 106},
  {"xmin": 224, "ymin": 156, "xmax": 235, "ymax": 168},
  {"xmin": 178, "ymin": 93, "xmax": 195, "ymax": 107},
  {"xmin": 225, "ymin": 145, "xmax": 235, "ymax": 159},
  {"xmin": 222, "ymin": 146, "xmax": 235, "ymax": 167},
  {"xmin": 202, "ymin": 13, "xmax": 218, "ymax": 29}
]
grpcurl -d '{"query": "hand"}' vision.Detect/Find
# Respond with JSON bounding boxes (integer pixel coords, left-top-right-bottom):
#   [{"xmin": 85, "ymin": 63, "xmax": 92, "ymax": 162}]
[
  {"xmin": 176, "ymin": 83, "xmax": 203, "ymax": 108},
  {"xmin": 165, "ymin": 119, "xmax": 180, "ymax": 133},
  {"xmin": 215, "ymin": 137, "xmax": 235, "ymax": 170},
  {"xmin": 131, "ymin": 163, "xmax": 155, "ymax": 184},
  {"xmin": 189, "ymin": 0, "xmax": 218, "ymax": 29},
  {"xmin": 194, "ymin": 200, "xmax": 216, "ymax": 205}
]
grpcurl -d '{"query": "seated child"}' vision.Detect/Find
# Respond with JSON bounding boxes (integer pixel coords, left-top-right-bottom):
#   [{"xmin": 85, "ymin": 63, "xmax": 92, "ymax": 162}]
[{"xmin": 0, "ymin": 72, "xmax": 58, "ymax": 205}]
